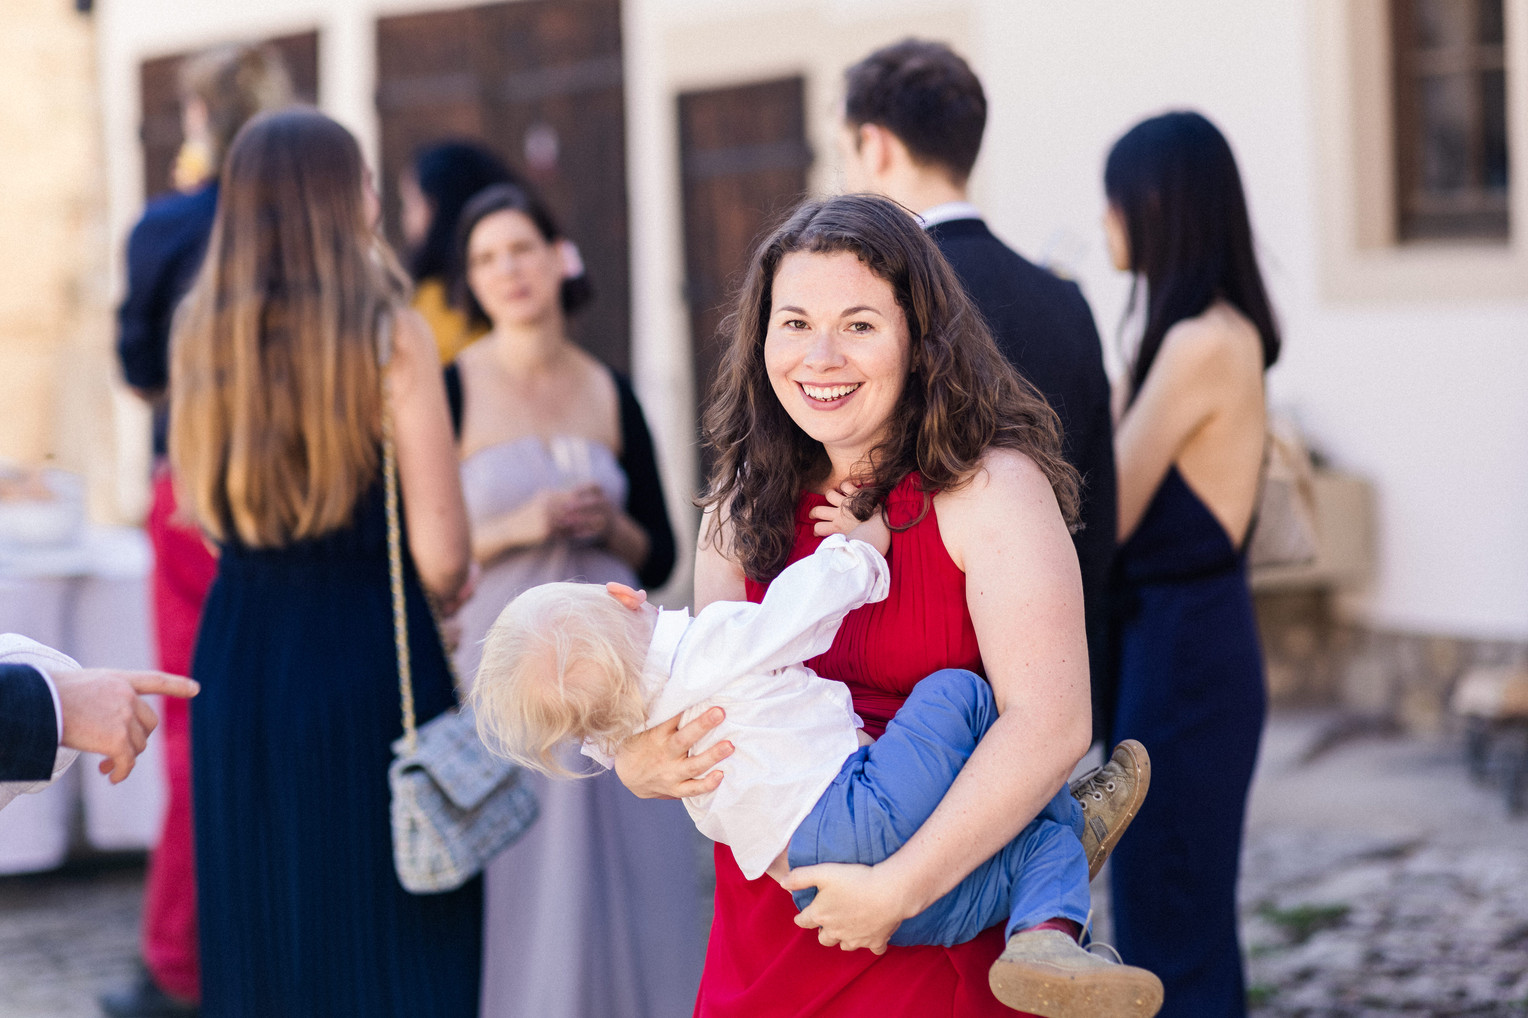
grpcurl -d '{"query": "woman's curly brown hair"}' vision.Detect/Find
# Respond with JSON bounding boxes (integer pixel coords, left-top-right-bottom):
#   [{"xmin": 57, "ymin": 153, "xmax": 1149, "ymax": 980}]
[{"xmin": 699, "ymin": 193, "xmax": 1080, "ymax": 583}]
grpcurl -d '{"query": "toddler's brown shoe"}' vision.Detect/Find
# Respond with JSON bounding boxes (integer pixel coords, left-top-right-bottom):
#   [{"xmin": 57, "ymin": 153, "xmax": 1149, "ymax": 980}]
[{"xmin": 1070, "ymin": 739, "xmax": 1150, "ymax": 881}]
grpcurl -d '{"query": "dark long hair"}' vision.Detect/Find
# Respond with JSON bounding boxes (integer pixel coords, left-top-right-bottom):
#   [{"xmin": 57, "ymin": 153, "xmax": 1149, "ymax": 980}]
[
  {"xmin": 406, "ymin": 141, "xmax": 521, "ymax": 284},
  {"xmin": 699, "ymin": 193, "xmax": 1079, "ymax": 583},
  {"xmin": 1105, "ymin": 111, "xmax": 1279, "ymax": 401},
  {"xmin": 455, "ymin": 183, "xmax": 594, "ymax": 328}
]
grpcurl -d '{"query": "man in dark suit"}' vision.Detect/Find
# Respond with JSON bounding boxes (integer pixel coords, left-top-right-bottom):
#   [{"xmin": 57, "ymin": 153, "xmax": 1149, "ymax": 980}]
[
  {"xmin": 0, "ymin": 634, "xmax": 198, "ymax": 807},
  {"xmin": 840, "ymin": 40, "xmax": 1120, "ymax": 743}
]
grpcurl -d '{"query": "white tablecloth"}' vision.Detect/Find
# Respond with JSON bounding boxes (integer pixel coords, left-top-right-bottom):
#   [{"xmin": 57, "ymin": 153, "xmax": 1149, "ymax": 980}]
[{"xmin": 0, "ymin": 527, "xmax": 165, "ymax": 873}]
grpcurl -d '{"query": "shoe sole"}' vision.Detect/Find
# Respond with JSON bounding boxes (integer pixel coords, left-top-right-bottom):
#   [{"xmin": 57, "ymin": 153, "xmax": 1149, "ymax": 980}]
[
  {"xmin": 1085, "ymin": 739, "xmax": 1151, "ymax": 882},
  {"xmin": 988, "ymin": 956, "xmax": 1164, "ymax": 1017}
]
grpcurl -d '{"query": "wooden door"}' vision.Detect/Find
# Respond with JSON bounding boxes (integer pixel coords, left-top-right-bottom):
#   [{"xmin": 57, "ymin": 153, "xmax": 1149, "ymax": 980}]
[
  {"xmin": 376, "ymin": 0, "xmax": 630, "ymax": 371},
  {"xmin": 138, "ymin": 32, "xmax": 319, "ymax": 201},
  {"xmin": 678, "ymin": 76, "xmax": 812, "ymax": 480}
]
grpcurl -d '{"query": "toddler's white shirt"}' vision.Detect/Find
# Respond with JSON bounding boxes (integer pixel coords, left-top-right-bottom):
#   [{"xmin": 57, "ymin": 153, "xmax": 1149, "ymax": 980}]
[{"xmin": 583, "ymin": 534, "xmax": 888, "ymax": 879}]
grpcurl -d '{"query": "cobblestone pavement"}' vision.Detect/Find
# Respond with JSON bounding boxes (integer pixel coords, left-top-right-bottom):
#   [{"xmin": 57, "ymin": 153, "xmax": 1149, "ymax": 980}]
[
  {"xmin": 1, "ymin": 710, "xmax": 1525, "ymax": 1017},
  {"xmin": 0, "ymin": 857, "xmax": 143, "ymax": 1018},
  {"xmin": 1241, "ymin": 712, "xmax": 1528, "ymax": 1017}
]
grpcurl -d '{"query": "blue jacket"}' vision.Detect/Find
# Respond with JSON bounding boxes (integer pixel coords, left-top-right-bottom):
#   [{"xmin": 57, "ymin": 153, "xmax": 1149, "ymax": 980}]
[{"xmin": 115, "ymin": 183, "xmax": 219, "ymax": 457}]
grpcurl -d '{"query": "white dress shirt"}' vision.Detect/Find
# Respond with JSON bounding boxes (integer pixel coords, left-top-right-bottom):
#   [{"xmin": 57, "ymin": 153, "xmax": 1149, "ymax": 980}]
[
  {"xmin": 917, "ymin": 200, "xmax": 984, "ymax": 229},
  {"xmin": 584, "ymin": 534, "xmax": 890, "ymax": 879}
]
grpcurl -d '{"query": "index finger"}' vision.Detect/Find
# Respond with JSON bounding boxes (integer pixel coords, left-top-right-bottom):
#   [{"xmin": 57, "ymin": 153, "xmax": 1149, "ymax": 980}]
[{"xmin": 128, "ymin": 672, "xmax": 201, "ymax": 699}]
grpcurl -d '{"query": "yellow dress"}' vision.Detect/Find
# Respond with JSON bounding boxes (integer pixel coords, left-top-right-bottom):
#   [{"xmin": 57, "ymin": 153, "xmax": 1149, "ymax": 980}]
[{"xmin": 413, "ymin": 278, "xmax": 486, "ymax": 364}]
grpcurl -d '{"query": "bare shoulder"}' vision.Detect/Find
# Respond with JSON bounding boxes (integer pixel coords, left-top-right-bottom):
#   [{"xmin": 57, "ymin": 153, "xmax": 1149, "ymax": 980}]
[
  {"xmin": 576, "ymin": 347, "xmax": 620, "ymax": 404},
  {"xmin": 935, "ymin": 449, "xmax": 1068, "ymax": 571},
  {"xmin": 387, "ymin": 305, "xmax": 439, "ymax": 373},
  {"xmin": 938, "ymin": 447, "xmax": 1057, "ymax": 514},
  {"xmin": 1157, "ymin": 303, "xmax": 1263, "ymax": 384}
]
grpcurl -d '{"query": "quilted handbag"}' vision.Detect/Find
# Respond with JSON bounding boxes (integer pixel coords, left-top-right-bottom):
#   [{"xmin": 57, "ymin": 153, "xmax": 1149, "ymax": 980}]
[{"xmin": 380, "ymin": 361, "xmax": 538, "ymax": 894}]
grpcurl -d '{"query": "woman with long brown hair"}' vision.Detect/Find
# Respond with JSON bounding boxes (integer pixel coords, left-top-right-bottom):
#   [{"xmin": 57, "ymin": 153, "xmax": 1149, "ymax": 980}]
[
  {"xmin": 614, "ymin": 194, "xmax": 1148, "ymax": 1015},
  {"xmin": 170, "ymin": 108, "xmax": 481, "ymax": 1017},
  {"xmin": 107, "ymin": 42, "xmax": 292, "ymax": 1017}
]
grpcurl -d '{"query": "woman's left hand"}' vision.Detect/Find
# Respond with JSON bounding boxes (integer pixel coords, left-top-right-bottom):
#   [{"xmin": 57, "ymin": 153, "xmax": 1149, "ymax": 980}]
[{"xmin": 780, "ymin": 862, "xmax": 916, "ymax": 955}]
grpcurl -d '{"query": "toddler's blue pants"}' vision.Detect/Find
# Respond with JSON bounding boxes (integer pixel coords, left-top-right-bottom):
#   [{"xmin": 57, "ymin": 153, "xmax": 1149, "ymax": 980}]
[{"xmin": 786, "ymin": 668, "xmax": 1090, "ymax": 947}]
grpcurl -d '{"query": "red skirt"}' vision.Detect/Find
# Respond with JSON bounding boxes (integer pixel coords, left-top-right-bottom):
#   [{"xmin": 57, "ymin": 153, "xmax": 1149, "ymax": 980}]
[{"xmin": 694, "ymin": 844, "xmax": 1024, "ymax": 1017}]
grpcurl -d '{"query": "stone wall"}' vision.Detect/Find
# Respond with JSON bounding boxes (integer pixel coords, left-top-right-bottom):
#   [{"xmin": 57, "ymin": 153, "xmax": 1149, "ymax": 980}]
[
  {"xmin": 0, "ymin": 2, "xmax": 122, "ymax": 518},
  {"xmin": 1257, "ymin": 590, "xmax": 1528, "ymax": 735}
]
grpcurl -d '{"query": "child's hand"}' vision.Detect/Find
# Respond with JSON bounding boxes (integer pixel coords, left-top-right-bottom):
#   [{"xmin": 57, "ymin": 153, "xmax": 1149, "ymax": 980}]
[
  {"xmin": 810, "ymin": 482, "xmax": 890, "ymax": 556},
  {"xmin": 810, "ymin": 481, "xmax": 866, "ymax": 537}
]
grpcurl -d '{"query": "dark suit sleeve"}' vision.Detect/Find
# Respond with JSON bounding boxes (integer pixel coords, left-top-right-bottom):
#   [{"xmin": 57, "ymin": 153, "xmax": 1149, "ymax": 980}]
[
  {"xmin": 1061, "ymin": 290, "xmax": 1121, "ymax": 743},
  {"xmin": 0, "ymin": 664, "xmax": 60, "ymax": 782},
  {"xmin": 115, "ymin": 215, "xmax": 181, "ymax": 395},
  {"xmin": 611, "ymin": 371, "xmax": 677, "ymax": 591}
]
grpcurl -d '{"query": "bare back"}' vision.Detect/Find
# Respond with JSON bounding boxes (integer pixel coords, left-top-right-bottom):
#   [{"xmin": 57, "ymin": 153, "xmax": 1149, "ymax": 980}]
[{"xmin": 1116, "ymin": 300, "xmax": 1267, "ymax": 548}]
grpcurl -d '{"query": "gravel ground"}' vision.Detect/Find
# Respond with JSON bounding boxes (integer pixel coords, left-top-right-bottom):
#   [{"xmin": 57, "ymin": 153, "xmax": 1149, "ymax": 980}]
[{"xmin": 1241, "ymin": 711, "xmax": 1528, "ymax": 1017}]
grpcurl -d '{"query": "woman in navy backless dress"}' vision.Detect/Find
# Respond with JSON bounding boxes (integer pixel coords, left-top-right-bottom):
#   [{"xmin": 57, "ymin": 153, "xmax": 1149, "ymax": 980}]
[
  {"xmin": 171, "ymin": 109, "xmax": 481, "ymax": 1017},
  {"xmin": 1102, "ymin": 112, "xmax": 1281, "ymax": 1017}
]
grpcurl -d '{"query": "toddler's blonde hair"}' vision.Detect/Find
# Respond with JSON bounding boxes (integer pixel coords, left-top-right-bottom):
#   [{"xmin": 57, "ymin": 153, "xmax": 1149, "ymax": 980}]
[{"xmin": 470, "ymin": 582, "xmax": 649, "ymax": 778}]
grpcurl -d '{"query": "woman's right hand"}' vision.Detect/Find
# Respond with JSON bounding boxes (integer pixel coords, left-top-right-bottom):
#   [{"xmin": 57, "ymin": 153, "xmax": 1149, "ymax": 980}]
[{"xmin": 613, "ymin": 707, "xmax": 733, "ymax": 800}]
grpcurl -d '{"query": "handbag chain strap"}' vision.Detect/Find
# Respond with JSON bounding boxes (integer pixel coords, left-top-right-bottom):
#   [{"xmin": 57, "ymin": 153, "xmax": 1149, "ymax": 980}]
[
  {"xmin": 382, "ymin": 369, "xmax": 420, "ymax": 758},
  {"xmin": 381, "ymin": 310, "xmax": 466, "ymax": 759}
]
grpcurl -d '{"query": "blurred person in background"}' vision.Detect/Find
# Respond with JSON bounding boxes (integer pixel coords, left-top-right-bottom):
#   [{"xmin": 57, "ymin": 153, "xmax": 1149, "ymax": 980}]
[
  {"xmin": 398, "ymin": 140, "xmax": 524, "ymax": 363},
  {"xmin": 1104, "ymin": 110, "xmax": 1278, "ymax": 1018},
  {"xmin": 838, "ymin": 39, "xmax": 1120, "ymax": 746},
  {"xmin": 443, "ymin": 183, "xmax": 701, "ymax": 1018},
  {"xmin": 107, "ymin": 41, "xmax": 292, "ymax": 1018},
  {"xmin": 170, "ymin": 108, "xmax": 480, "ymax": 1018}
]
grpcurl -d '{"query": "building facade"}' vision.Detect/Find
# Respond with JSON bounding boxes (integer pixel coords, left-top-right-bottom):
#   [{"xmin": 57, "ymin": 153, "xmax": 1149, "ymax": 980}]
[{"xmin": 58, "ymin": 0, "xmax": 1528, "ymax": 720}]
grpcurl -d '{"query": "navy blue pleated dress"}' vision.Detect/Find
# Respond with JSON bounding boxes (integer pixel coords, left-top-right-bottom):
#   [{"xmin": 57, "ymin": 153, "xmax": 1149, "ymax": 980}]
[
  {"xmin": 191, "ymin": 481, "xmax": 482, "ymax": 1018},
  {"xmin": 1109, "ymin": 466, "xmax": 1266, "ymax": 1018}
]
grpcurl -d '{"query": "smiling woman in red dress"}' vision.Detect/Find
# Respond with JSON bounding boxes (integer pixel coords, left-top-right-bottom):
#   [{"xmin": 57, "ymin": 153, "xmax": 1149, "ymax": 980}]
[{"xmin": 617, "ymin": 194, "xmax": 1093, "ymax": 1017}]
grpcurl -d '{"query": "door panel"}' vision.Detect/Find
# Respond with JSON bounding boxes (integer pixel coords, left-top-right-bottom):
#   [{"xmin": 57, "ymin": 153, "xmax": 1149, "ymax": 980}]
[{"xmin": 678, "ymin": 76, "xmax": 811, "ymax": 481}]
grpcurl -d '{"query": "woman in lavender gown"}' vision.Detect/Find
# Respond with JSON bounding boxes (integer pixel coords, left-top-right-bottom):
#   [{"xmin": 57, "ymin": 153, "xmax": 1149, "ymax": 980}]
[{"xmin": 443, "ymin": 183, "xmax": 705, "ymax": 1018}]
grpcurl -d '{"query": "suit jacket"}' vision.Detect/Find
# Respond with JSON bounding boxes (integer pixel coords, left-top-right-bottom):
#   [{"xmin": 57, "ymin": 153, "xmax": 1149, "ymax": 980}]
[
  {"xmin": 927, "ymin": 217, "xmax": 1120, "ymax": 741},
  {"xmin": 0, "ymin": 635, "xmax": 80, "ymax": 809}
]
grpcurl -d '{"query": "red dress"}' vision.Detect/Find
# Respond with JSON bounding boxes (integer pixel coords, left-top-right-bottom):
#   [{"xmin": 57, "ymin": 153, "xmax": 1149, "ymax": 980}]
[{"xmin": 696, "ymin": 474, "xmax": 1031, "ymax": 1017}]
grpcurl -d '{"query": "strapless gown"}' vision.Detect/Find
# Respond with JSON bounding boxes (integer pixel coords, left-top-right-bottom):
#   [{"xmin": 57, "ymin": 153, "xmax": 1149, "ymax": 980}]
[{"xmin": 453, "ymin": 436, "xmax": 706, "ymax": 1018}]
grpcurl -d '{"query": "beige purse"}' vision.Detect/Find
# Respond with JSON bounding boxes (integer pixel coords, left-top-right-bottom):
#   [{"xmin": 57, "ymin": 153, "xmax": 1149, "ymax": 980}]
[{"xmin": 1247, "ymin": 416, "xmax": 1320, "ymax": 569}]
